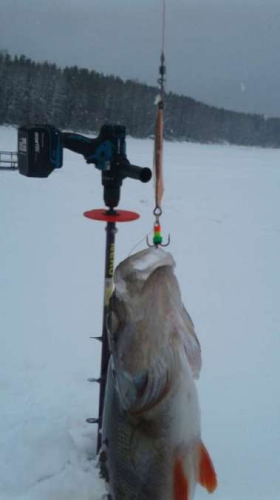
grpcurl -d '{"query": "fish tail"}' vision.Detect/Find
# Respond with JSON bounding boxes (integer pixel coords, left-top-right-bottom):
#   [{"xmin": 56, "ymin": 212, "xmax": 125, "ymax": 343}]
[{"xmin": 173, "ymin": 441, "xmax": 217, "ymax": 499}]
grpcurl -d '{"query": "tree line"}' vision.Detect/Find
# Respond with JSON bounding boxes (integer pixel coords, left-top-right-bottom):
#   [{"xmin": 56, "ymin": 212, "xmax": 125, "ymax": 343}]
[{"xmin": 0, "ymin": 51, "xmax": 280, "ymax": 147}]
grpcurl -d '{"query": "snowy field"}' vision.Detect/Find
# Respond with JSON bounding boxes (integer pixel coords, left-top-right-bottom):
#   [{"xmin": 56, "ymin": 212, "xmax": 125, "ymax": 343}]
[{"xmin": 1, "ymin": 125, "xmax": 280, "ymax": 500}]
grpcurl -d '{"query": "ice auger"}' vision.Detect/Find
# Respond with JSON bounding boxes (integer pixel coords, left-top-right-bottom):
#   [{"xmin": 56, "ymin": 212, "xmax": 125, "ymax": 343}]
[{"xmin": 18, "ymin": 123, "xmax": 152, "ymax": 451}]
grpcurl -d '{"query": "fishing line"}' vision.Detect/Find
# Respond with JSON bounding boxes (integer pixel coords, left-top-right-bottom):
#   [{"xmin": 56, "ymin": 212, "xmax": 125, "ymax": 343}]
[
  {"xmin": 128, "ymin": 231, "xmax": 153, "ymax": 256},
  {"xmin": 161, "ymin": 0, "xmax": 166, "ymax": 55},
  {"xmin": 147, "ymin": 0, "xmax": 170, "ymax": 247}
]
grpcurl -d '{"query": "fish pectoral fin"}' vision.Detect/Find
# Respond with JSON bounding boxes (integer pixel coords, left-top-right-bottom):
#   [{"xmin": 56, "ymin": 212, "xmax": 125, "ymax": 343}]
[
  {"xmin": 197, "ymin": 441, "xmax": 217, "ymax": 493},
  {"xmin": 173, "ymin": 456, "xmax": 189, "ymax": 500},
  {"xmin": 129, "ymin": 354, "xmax": 172, "ymax": 415},
  {"xmin": 130, "ymin": 372, "xmax": 170, "ymax": 415}
]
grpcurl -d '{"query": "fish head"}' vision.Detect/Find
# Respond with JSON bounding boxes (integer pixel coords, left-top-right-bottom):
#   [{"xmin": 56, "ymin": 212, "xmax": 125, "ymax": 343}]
[{"xmin": 107, "ymin": 247, "xmax": 182, "ymax": 410}]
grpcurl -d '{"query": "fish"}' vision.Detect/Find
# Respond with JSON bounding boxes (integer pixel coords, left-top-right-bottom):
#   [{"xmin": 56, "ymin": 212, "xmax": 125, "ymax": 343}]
[{"xmin": 100, "ymin": 247, "xmax": 217, "ymax": 500}]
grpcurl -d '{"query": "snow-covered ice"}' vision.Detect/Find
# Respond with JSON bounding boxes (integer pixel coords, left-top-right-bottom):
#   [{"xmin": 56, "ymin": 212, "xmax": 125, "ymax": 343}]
[{"xmin": 0, "ymin": 125, "xmax": 280, "ymax": 499}]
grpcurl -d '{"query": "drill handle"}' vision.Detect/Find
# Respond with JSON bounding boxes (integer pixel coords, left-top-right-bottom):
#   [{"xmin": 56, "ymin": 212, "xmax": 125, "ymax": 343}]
[
  {"xmin": 62, "ymin": 133, "xmax": 94, "ymax": 158},
  {"xmin": 120, "ymin": 162, "xmax": 152, "ymax": 183}
]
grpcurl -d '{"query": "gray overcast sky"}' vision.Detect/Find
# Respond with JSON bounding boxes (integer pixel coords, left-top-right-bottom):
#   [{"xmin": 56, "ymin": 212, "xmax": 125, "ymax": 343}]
[{"xmin": 1, "ymin": 0, "xmax": 280, "ymax": 117}]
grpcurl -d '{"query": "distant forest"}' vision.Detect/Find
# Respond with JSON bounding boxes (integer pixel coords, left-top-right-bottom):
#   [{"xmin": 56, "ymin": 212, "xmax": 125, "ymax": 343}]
[{"xmin": 1, "ymin": 51, "xmax": 280, "ymax": 147}]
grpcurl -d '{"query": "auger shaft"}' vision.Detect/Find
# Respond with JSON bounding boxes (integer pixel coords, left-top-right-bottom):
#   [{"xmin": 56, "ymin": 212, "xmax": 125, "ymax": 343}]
[{"xmin": 96, "ymin": 217, "xmax": 117, "ymax": 452}]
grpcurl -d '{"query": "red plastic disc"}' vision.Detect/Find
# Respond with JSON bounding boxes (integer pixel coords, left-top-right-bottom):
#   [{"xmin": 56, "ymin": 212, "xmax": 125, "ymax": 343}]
[{"xmin": 83, "ymin": 209, "xmax": 140, "ymax": 222}]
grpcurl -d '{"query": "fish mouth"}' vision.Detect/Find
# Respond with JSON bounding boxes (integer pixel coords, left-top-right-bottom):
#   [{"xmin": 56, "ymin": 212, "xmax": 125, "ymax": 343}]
[{"xmin": 114, "ymin": 247, "xmax": 175, "ymax": 299}]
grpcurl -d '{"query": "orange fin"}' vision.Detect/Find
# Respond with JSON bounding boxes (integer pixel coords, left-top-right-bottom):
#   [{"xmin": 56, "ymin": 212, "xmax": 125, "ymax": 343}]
[
  {"xmin": 173, "ymin": 457, "xmax": 189, "ymax": 500},
  {"xmin": 198, "ymin": 442, "xmax": 217, "ymax": 493}
]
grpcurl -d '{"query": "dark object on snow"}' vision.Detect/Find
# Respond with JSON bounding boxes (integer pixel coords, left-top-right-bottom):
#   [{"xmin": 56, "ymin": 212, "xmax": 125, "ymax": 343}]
[{"xmin": 0, "ymin": 151, "xmax": 18, "ymax": 170}]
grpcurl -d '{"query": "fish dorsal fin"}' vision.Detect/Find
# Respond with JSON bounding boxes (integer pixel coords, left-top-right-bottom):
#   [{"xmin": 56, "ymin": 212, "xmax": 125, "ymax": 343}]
[
  {"xmin": 197, "ymin": 441, "xmax": 217, "ymax": 493},
  {"xmin": 180, "ymin": 306, "xmax": 202, "ymax": 379}
]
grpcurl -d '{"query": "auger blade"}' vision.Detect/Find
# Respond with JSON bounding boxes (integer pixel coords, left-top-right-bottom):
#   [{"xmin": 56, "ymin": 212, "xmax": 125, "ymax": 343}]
[
  {"xmin": 88, "ymin": 377, "xmax": 105, "ymax": 384},
  {"xmin": 90, "ymin": 336, "xmax": 103, "ymax": 342},
  {"xmin": 86, "ymin": 417, "xmax": 100, "ymax": 425}
]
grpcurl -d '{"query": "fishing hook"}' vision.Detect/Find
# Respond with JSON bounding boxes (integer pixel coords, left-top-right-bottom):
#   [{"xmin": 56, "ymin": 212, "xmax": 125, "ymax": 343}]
[
  {"xmin": 146, "ymin": 233, "xmax": 171, "ymax": 248},
  {"xmin": 146, "ymin": 207, "xmax": 171, "ymax": 247}
]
